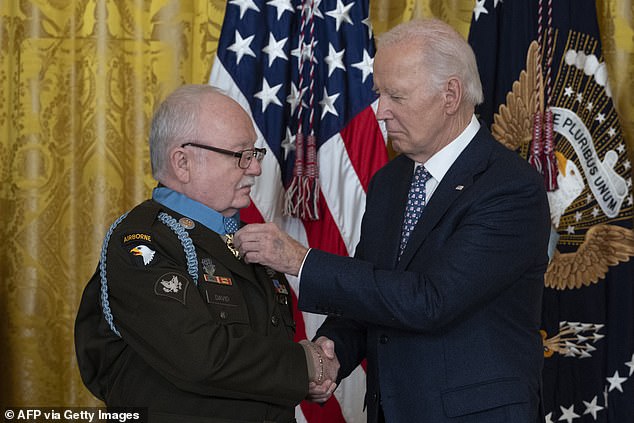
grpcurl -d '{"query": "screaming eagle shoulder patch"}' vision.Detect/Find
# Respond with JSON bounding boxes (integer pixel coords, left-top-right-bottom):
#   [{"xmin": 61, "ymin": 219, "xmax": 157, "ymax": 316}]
[
  {"xmin": 129, "ymin": 245, "xmax": 156, "ymax": 266},
  {"xmin": 154, "ymin": 272, "xmax": 189, "ymax": 304}
]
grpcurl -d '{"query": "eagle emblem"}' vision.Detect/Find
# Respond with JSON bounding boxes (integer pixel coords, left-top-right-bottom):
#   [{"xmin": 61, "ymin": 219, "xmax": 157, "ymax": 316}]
[
  {"xmin": 154, "ymin": 272, "xmax": 189, "ymax": 304},
  {"xmin": 130, "ymin": 245, "xmax": 156, "ymax": 265},
  {"xmin": 492, "ymin": 40, "xmax": 634, "ymax": 290},
  {"xmin": 161, "ymin": 275, "xmax": 182, "ymax": 293}
]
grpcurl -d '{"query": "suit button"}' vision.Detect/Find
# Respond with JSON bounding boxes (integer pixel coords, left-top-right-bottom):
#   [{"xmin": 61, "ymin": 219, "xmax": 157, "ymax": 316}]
[
  {"xmin": 379, "ymin": 334, "xmax": 388, "ymax": 344},
  {"xmin": 370, "ymin": 393, "xmax": 378, "ymax": 403},
  {"xmin": 271, "ymin": 315, "xmax": 280, "ymax": 326}
]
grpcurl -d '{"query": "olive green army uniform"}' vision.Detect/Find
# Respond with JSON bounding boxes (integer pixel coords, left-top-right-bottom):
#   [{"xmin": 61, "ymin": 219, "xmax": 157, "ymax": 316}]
[{"xmin": 75, "ymin": 200, "xmax": 308, "ymax": 423}]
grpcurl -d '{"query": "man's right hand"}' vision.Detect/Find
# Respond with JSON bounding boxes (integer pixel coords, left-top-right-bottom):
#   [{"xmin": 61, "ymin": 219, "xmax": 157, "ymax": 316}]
[{"xmin": 306, "ymin": 337, "xmax": 340, "ymax": 403}]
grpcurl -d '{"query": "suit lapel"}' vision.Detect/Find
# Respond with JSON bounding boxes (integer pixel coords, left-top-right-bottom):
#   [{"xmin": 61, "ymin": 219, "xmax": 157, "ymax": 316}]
[{"xmin": 397, "ymin": 130, "xmax": 493, "ymax": 269}]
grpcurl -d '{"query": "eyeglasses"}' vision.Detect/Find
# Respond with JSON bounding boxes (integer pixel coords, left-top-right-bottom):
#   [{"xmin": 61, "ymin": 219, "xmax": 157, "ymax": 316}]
[{"xmin": 181, "ymin": 142, "xmax": 267, "ymax": 169}]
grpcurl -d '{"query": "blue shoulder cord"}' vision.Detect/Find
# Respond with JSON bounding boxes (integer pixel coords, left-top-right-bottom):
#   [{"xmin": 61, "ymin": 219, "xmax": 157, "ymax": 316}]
[{"xmin": 99, "ymin": 211, "xmax": 199, "ymax": 337}]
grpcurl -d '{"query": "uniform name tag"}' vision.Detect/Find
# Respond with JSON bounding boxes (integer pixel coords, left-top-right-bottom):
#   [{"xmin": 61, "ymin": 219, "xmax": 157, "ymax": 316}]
[{"xmin": 205, "ymin": 289, "xmax": 239, "ymax": 307}]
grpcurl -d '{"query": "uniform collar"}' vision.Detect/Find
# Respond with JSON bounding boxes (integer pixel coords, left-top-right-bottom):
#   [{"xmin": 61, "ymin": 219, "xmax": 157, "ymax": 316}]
[{"xmin": 152, "ymin": 186, "xmax": 239, "ymax": 235}]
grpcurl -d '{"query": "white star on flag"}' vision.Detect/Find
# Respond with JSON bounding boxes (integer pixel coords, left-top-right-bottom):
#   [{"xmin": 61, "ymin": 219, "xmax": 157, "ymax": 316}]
[
  {"xmin": 326, "ymin": 0, "xmax": 354, "ymax": 31},
  {"xmin": 286, "ymin": 82, "xmax": 306, "ymax": 116},
  {"xmin": 299, "ymin": 0, "xmax": 324, "ymax": 19},
  {"xmin": 362, "ymin": 15, "xmax": 373, "ymax": 38},
  {"xmin": 473, "ymin": 0, "xmax": 489, "ymax": 21},
  {"xmin": 325, "ymin": 44, "xmax": 346, "ymax": 76},
  {"xmin": 352, "ymin": 50, "xmax": 373, "ymax": 83},
  {"xmin": 266, "ymin": 0, "xmax": 294, "ymax": 20},
  {"xmin": 582, "ymin": 396, "xmax": 604, "ymax": 419},
  {"xmin": 228, "ymin": 31, "xmax": 256, "ymax": 65},
  {"xmin": 262, "ymin": 33, "xmax": 288, "ymax": 66},
  {"xmin": 558, "ymin": 404, "xmax": 580, "ymax": 423},
  {"xmin": 606, "ymin": 370, "xmax": 627, "ymax": 392},
  {"xmin": 291, "ymin": 41, "xmax": 319, "ymax": 64},
  {"xmin": 625, "ymin": 353, "xmax": 634, "ymax": 376},
  {"xmin": 319, "ymin": 87, "xmax": 340, "ymax": 118},
  {"xmin": 281, "ymin": 127, "xmax": 296, "ymax": 158},
  {"xmin": 229, "ymin": 0, "xmax": 260, "ymax": 19},
  {"xmin": 254, "ymin": 79, "xmax": 283, "ymax": 112}
]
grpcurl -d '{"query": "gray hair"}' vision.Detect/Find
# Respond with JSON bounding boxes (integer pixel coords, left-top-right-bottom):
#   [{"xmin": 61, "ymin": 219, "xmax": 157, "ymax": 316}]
[
  {"xmin": 150, "ymin": 84, "xmax": 224, "ymax": 181},
  {"xmin": 377, "ymin": 18, "xmax": 483, "ymax": 106}
]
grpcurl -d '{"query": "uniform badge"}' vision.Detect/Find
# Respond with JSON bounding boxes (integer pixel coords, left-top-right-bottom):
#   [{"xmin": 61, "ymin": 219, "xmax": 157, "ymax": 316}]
[
  {"xmin": 202, "ymin": 257, "xmax": 216, "ymax": 279},
  {"xmin": 208, "ymin": 275, "xmax": 233, "ymax": 285},
  {"xmin": 122, "ymin": 233, "xmax": 152, "ymax": 244},
  {"xmin": 154, "ymin": 272, "xmax": 189, "ymax": 304},
  {"xmin": 272, "ymin": 279, "xmax": 288, "ymax": 295},
  {"xmin": 129, "ymin": 245, "xmax": 156, "ymax": 265},
  {"xmin": 179, "ymin": 217, "xmax": 195, "ymax": 230},
  {"xmin": 264, "ymin": 266, "xmax": 277, "ymax": 278}
]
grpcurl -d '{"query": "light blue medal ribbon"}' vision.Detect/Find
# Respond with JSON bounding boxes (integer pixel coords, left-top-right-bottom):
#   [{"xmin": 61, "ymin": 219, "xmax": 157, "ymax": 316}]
[
  {"xmin": 223, "ymin": 216, "xmax": 239, "ymax": 234},
  {"xmin": 222, "ymin": 216, "xmax": 241, "ymax": 259}
]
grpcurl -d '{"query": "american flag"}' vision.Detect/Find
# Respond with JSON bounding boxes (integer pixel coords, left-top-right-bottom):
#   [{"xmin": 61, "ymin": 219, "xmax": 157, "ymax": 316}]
[{"xmin": 209, "ymin": 0, "xmax": 388, "ymax": 421}]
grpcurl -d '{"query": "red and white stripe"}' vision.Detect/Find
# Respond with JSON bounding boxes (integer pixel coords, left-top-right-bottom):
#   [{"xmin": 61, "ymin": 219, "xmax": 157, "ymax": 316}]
[{"xmin": 210, "ymin": 59, "xmax": 388, "ymax": 423}]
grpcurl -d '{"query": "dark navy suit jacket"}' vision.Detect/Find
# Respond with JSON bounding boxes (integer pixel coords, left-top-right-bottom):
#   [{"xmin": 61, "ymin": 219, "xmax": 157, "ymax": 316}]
[{"xmin": 298, "ymin": 127, "xmax": 551, "ymax": 423}]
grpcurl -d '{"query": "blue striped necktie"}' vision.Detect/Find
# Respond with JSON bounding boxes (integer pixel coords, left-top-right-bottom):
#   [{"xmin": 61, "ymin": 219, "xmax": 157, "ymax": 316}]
[{"xmin": 399, "ymin": 166, "xmax": 431, "ymax": 258}]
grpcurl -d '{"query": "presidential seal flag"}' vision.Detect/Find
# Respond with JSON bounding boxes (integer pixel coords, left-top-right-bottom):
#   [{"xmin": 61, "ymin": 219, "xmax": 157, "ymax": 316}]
[
  {"xmin": 209, "ymin": 0, "xmax": 388, "ymax": 421},
  {"xmin": 468, "ymin": 1, "xmax": 634, "ymax": 421}
]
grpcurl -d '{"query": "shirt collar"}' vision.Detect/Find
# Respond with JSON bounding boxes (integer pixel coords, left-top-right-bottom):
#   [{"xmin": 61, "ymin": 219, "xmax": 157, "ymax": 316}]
[
  {"xmin": 421, "ymin": 115, "xmax": 480, "ymax": 183},
  {"xmin": 152, "ymin": 186, "xmax": 239, "ymax": 235}
]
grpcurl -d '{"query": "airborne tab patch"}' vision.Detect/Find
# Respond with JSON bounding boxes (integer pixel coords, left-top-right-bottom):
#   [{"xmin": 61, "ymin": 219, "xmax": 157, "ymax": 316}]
[{"xmin": 123, "ymin": 233, "xmax": 152, "ymax": 244}]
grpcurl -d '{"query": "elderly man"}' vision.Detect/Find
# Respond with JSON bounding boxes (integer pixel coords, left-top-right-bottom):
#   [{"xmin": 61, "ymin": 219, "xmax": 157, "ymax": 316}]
[
  {"xmin": 75, "ymin": 84, "xmax": 337, "ymax": 423},
  {"xmin": 235, "ymin": 19, "xmax": 551, "ymax": 423}
]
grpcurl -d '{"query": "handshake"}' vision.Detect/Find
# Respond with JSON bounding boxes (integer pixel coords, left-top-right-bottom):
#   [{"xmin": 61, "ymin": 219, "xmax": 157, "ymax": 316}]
[{"xmin": 300, "ymin": 336, "xmax": 340, "ymax": 403}]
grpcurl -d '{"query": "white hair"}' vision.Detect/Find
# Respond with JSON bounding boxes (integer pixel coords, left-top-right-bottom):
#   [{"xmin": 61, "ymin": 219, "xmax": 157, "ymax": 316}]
[
  {"xmin": 377, "ymin": 18, "xmax": 484, "ymax": 106},
  {"xmin": 149, "ymin": 84, "xmax": 225, "ymax": 181}
]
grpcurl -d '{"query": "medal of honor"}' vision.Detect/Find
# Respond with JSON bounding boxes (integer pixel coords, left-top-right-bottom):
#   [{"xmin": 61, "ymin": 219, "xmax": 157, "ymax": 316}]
[{"xmin": 222, "ymin": 234, "xmax": 241, "ymax": 259}]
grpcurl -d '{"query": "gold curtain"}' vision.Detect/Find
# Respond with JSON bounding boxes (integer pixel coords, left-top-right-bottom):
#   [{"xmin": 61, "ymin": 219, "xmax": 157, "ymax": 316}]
[
  {"xmin": 0, "ymin": 0, "xmax": 227, "ymax": 406},
  {"xmin": 1, "ymin": 0, "xmax": 632, "ymax": 408}
]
